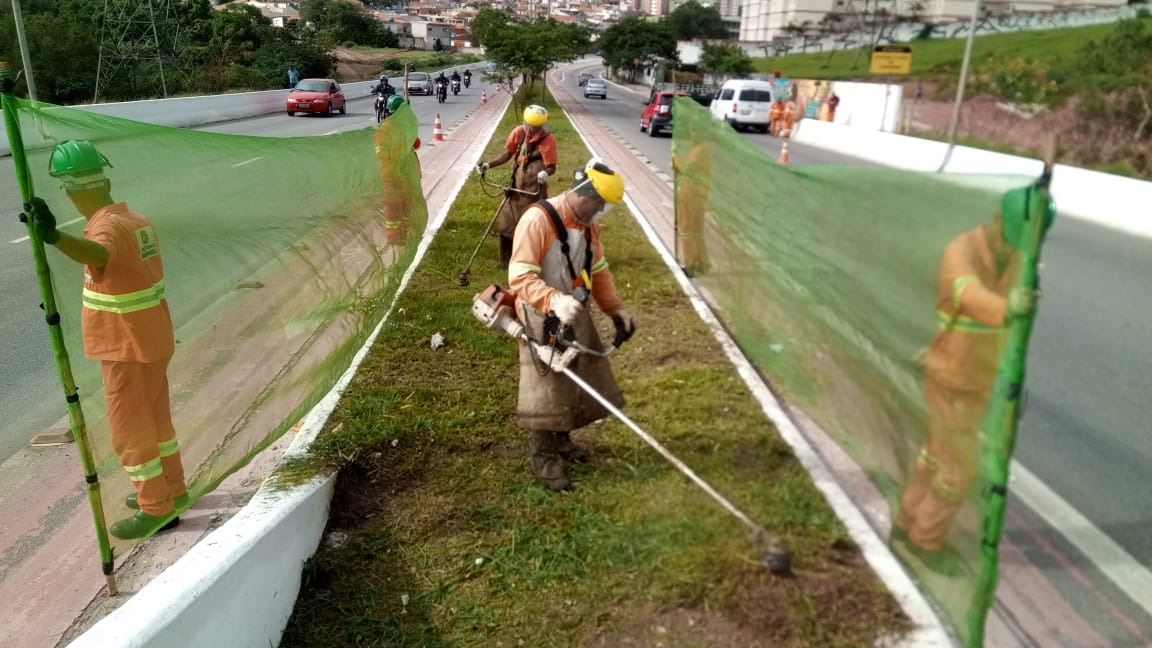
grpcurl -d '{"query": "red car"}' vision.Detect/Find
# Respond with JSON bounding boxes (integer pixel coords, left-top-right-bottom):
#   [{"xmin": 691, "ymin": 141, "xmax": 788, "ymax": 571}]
[
  {"xmin": 641, "ymin": 89, "xmax": 690, "ymax": 137},
  {"xmin": 287, "ymin": 78, "xmax": 346, "ymax": 117}
]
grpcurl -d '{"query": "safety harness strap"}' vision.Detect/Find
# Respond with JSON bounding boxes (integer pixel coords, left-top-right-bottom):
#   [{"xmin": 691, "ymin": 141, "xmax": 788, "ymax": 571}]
[{"xmin": 536, "ymin": 200, "xmax": 592, "ymax": 291}]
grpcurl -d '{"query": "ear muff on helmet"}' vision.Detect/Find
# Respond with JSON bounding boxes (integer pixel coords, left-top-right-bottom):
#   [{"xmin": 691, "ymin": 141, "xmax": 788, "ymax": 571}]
[
  {"xmin": 999, "ymin": 185, "xmax": 1055, "ymax": 249},
  {"xmin": 385, "ymin": 94, "xmax": 405, "ymax": 112},
  {"xmin": 572, "ymin": 160, "xmax": 625, "ymax": 205},
  {"xmin": 523, "ymin": 105, "xmax": 548, "ymax": 127},
  {"xmin": 49, "ymin": 139, "xmax": 113, "ymax": 192}
]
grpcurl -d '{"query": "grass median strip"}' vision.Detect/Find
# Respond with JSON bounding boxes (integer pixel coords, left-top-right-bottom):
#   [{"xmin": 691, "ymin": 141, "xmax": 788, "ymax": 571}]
[{"xmin": 280, "ymin": 82, "xmax": 910, "ymax": 647}]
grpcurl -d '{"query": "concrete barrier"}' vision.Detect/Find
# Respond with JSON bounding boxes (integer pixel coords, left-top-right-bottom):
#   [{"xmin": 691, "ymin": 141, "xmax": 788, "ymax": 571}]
[{"xmin": 792, "ymin": 119, "xmax": 1152, "ymax": 239}]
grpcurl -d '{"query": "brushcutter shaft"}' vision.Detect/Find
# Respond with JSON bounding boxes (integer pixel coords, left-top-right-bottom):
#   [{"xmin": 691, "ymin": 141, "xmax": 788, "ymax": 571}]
[{"xmin": 561, "ymin": 368, "xmax": 764, "ymax": 534}]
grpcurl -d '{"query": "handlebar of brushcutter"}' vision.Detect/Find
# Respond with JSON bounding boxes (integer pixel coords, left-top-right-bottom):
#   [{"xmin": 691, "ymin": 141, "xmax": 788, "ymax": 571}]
[{"xmin": 475, "ymin": 168, "xmax": 543, "ymax": 198}]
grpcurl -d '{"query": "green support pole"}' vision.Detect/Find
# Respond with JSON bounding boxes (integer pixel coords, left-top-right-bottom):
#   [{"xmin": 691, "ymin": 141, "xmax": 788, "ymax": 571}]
[
  {"xmin": 0, "ymin": 63, "xmax": 119, "ymax": 595},
  {"xmin": 966, "ymin": 161, "xmax": 1055, "ymax": 646}
]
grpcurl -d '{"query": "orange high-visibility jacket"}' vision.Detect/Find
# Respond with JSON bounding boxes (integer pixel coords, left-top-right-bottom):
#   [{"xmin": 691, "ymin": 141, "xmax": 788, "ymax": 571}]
[
  {"xmin": 508, "ymin": 197, "xmax": 623, "ymax": 317},
  {"xmin": 81, "ymin": 203, "xmax": 174, "ymax": 363},
  {"xmin": 925, "ymin": 225, "xmax": 1019, "ymax": 393}
]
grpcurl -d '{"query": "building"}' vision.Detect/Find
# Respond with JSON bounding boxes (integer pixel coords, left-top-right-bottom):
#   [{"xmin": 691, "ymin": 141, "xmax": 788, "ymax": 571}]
[
  {"xmin": 738, "ymin": 0, "xmax": 1127, "ymax": 41},
  {"xmin": 648, "ymin": 0, "xmax": 671, "ymax": 16}
]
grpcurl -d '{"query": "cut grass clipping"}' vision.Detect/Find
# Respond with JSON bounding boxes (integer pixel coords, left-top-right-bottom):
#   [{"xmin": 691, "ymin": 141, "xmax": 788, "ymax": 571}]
[{"xmin": 281, "ymin": 82, "xmax": 911, "ymax": 647}]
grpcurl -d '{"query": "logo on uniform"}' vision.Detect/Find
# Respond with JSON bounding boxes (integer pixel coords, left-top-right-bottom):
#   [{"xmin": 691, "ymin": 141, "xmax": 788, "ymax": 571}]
[{"xmin": 136, "ymin": 226, "xmax": 159, "ymax": 260}]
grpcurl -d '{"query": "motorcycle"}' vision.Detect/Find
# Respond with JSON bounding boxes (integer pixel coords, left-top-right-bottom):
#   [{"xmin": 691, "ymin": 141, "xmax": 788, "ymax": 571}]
[
  {"xmin": 371, "ymin": 91, "xmax": 390, "ymax": 124},
  {"xmin": 436, "ymin": 80, "xmax": 448, "ymax": 104},
  {"xmin": 451, "ymin": 79, "xmax": 461, "ymax": 96},
  {"xmin": 463, "ymin": 75, "xmax": 471, "ymax": 89}
]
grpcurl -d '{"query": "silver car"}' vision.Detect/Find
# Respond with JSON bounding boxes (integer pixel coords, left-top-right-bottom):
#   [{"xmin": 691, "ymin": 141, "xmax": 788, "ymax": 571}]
[
  {"xmin": 584, "ymin": 78, "xmax": 607, "ymax": 100},
  {"xmin": 406, "ymin": 72, "xmax": 433, "ymax": 95}
]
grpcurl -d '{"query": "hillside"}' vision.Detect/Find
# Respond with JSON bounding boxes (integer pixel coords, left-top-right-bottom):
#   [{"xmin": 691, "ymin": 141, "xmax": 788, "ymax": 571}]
[{"xmin": 754, "ymin": 16, "xmax": 1152, "ymax": 177}]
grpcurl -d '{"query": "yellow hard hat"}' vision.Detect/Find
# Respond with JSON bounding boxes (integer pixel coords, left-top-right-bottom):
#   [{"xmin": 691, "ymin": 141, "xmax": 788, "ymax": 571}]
[
  {"xmin": 523, "ymin": 104, "xmax": 548, "ymax": 127},
  {"xmin": 573, "ymin": 159, "xmax": 625, "ymax": 205}
]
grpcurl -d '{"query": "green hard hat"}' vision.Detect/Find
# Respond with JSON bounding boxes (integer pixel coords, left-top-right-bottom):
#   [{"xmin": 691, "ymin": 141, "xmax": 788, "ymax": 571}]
[
  {"xmin": 1000, "ymin": 185, "xmax": 1055, "ymax": 249},
  {"xmin": 385, "ymin": 94, "xmax": 405, "ymax": 112},
  {"xmin": 49, "ymin": 140, "xmax": 112, "ymax": 178}
]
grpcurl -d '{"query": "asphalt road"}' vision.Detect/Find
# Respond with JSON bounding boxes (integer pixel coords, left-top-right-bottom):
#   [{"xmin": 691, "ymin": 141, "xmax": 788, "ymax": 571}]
[
  {"xmin": 0, "ymin": 77, "xmax": 498, "ymax": 464},
  {"xmin": 558, "ymin": 63, "xmax": 1152, "ymax": 574}
]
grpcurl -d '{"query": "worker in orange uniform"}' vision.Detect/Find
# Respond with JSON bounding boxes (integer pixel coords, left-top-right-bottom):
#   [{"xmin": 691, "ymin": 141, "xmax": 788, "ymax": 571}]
[
  {"xmin": 507, "ymin": 159, "xmax": 635, "ymax": 491},
  {"xmin": 672, "ymin": 138, "xmax": 711, "ymax": 275},
  {"xmin": 28, "ymin": 140, "xmax": 189, "ymax": 540},
  {"xmin": 477, "ymin": 105, "xmax": 558, "ymax": 267},
  {"xmin": 826, "ymin": 93, "xmax": 840, "ymax": 123},
  {"xmin": 892, "ymin": 187, "xmax": 1051, "ymax": 576},
  {"xmin": 781, "ymin": 100, "xmax": 796, "ymax": 138},
  {"xmin": 769, "ymin": 99, "xmax": 785, "ymax": 137},
  {"xmin": 374, "ymin": 94, "xmax": 424, "ymax": 247}
]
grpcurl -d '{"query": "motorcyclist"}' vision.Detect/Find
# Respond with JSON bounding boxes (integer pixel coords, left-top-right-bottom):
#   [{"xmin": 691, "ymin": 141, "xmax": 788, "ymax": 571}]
[
  {"xmin": 449, "ymin": 70, "xmax": 462, "ymax": 95},
  {"xmin": 463, "ymin": 68, "xmax": 473, "ymax": 87},
  {"xmin": 370, "ymin": 75, "xmax": 396, "ymax": 97},
  {"xmin": 435, "ymin": 71, "xmax": 449, "ymax": 101},
  {"xmin": 370, "ymin": 75, "xmax": 395, "ymax": 117}
]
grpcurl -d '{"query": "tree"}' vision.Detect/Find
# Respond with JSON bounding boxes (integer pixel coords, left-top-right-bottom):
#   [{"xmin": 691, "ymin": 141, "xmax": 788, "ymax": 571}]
[
  {"xmin": 471, "ymin": 7, "xmax": 512, "ymax": 49},
  {"xmin": 299, "ymin": 0, "xmax": 397, "ymax": 48},
  {"xmin": 483, "ymin": 19, "xmax": 590, "ymax": 86},
  {"xmin": 1074, "ymin": 19, "xmax": 1152, "ymax": 142},
  {"xmin": 699, "ymin": 41, "xmax": 754, "ymax": 80},
  {"xmin": 599, "ymin": 17, "xmax": 677, "ymax": 82},
  {"xmin": 667, "ymin": 0, "xmax": 728, "ymax": 41}
]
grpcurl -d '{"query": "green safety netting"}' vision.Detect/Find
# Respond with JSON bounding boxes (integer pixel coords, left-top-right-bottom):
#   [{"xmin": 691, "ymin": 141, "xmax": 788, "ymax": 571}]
[
  {"xmin": 3, "ymin": 97, "xmax": 426, "ymax": 557},
  {"xmin": 671, "ymin": 97, "xmax": 1052, "ymax": 647}
]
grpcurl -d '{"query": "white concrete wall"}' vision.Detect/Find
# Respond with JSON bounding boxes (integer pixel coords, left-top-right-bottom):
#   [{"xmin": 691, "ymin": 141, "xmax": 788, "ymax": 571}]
[{"xmin": 792, "ymin": 119, "xmax": 1152, "ymax": 239}]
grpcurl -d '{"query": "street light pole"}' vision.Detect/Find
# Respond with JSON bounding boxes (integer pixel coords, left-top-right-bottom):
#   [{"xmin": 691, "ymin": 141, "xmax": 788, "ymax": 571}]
[
  {"xmin": 938, "ymin": 0, "xmax": 983, "ymax": 172},
  {"xmin": 10, "ymin": 0, "xmax": 39, "ymax": 101}
]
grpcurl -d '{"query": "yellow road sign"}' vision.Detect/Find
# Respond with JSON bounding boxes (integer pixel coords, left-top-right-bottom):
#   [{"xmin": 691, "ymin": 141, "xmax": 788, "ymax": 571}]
[{"xmin": 870, "ymin": 46, "xmax": 912, "ymax": 75}]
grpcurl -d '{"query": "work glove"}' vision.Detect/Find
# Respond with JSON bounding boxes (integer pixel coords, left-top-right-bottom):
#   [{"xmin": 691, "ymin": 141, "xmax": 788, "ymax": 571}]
[
  {"xmin": 610, "ymin": 310, "xmax": 636, "ymax": 347},
  {"xmin": 536, "ymin": 170, "xmax": 549, "ymax": 185},
  {"xmin": 1006, "ymin": 287, "xmax": 1039, "ymax": 320},
  {"xmin": 549, "ymin": 293, "xmax": 584, "ymax": 325},
  {"xmin": 27, "ymin": 197, "xmax": 60, "ymax": 245}
]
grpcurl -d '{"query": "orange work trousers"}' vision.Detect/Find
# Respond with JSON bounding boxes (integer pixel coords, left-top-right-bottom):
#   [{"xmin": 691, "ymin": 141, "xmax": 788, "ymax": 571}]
[
  {"xmin": 895, "ymin": 375, "xmax": 989, "ymax": 552},
  {"xmin": 676, "ymin": 184, "xmax": 710, "ymax": 273},
  {"xmin": 101, "ymin": 359, "xmax": 187, "ymax": 516}
]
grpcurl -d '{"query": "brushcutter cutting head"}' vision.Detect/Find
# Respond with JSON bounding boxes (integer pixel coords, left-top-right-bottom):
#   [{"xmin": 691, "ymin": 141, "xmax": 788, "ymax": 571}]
[
  {"xmin": 457, "ymin": 270, "xmax": 471, "ymax": 287},
  {"xmin": 749, "ymin": 526, "xmax": 793, "ymax": 576}
]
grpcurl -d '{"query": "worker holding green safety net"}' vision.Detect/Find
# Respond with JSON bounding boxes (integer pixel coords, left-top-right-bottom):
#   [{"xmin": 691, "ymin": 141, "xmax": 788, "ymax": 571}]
[{"xmin": 893, "ymin": 186, "xmax": 1053, "ymax": 579}]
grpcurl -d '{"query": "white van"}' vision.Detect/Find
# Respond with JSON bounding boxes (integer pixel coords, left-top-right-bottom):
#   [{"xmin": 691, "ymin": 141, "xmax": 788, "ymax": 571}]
[{"xmin": 709, "ymin": 79, "xmax": 773, "ymax": 133}]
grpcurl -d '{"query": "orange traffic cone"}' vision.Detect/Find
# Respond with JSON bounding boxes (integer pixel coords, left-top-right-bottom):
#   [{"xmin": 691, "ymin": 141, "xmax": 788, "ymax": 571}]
[
  {"xmin": 778, "ymin": 141, "xmax": 790, "ymax": 165},
  {"xmin": 433, "ymin": 113, "xmax": 444, "ymax": 141},
  {"xmin": 481, "ymin": 90, "xmax": 487, "ymax": 104}
]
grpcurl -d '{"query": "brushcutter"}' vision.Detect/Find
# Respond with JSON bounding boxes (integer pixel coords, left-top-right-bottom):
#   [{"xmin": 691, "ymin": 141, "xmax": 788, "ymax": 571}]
[
  {"xmin": 470, "ymin": 285, "xmax": 793, "ymax": 574},
  {"xmin": 455, "ymin": 168, "xmax": 541, "ymax": 288}
]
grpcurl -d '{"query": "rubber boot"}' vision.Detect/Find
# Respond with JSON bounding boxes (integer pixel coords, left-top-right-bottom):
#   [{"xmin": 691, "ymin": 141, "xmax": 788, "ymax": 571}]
[
  {"xmin": 127, "ymin": 491, "xmax": 191, "ymax": 512},
  {"xmin": 555, "ymin": 431, "xmax": 589, "ymax": 463},
  {"xmin": 109, "ymin": 511, "xmax": 180, "ymax": 540},
  {"xmin": 530, "ymin": 430, "xmax": 571, "ymax": 492},
  {"xmin": 499, "ymin": 235, "xmax": 514, "ymax": 268}
]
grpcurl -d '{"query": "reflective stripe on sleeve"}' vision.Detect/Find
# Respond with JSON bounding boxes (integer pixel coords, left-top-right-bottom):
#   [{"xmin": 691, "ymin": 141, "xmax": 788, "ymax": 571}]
[
  {"xmin": 952, "ymin": 275, "xmax": 977, "ymax": 310},
  {"xmin": 936, "ymin": 311, "xmax": 1006, "ymax": 334},
  {"xmin": 509, "ymin": 262, "xmax": 541, "ymax": 278},
  {"xmin": 591, "ymin": 257, "xmax": 609, "ymax": 274}
]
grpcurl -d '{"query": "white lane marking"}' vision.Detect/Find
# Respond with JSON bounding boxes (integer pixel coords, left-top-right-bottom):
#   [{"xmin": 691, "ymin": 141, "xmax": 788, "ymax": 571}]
[
  {"xmin": 232, "ymin": 157, "xmax": 263, "ymax": 167},
  {"xmin": 1012, "ymin": 460, "xmax": 1152, "ymax": 619},
  {"xmin": 9, "ymin": 217, "xmax": 85, "ymax": 244},
  {"xmin": 323, "ymin": 129, "xmax": 340, "ymax": 136}
]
